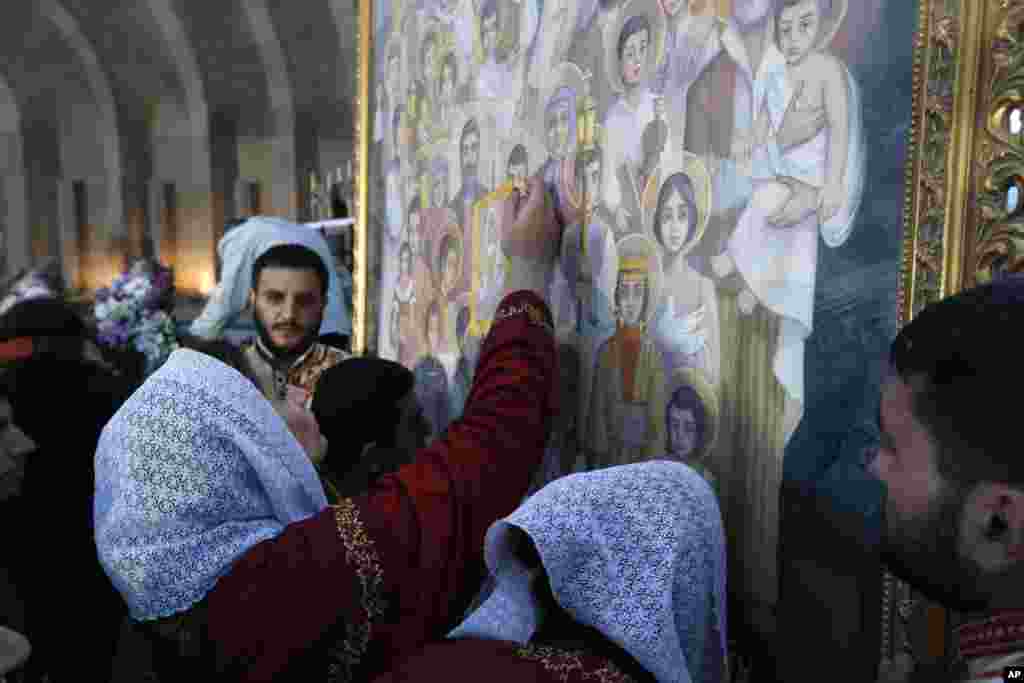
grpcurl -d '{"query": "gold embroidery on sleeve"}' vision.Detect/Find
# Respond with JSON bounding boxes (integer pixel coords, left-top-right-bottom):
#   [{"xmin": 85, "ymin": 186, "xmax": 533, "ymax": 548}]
[
  {"xmin": 516, "ymin": 645, "xmax": 637, "ymax": 683},
  {"xmin": 326, "ymin": 498, "xmax": 386, "ymax": 683}
]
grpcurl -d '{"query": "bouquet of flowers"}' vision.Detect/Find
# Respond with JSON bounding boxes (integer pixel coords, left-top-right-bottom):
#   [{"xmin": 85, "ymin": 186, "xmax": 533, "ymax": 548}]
[{"xmin": 93, "ymin": 259, "xmax": 179, "ymax": 376}]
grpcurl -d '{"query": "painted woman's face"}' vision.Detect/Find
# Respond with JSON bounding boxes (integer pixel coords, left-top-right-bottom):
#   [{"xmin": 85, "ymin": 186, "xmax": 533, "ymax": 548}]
[
  {"xmin": 777, "ymin": 0, "xmax": 820, "ymax": 66},
  {"xmin": 621, "ymin": 27, "xmax": 650, "ymax": 86},
  {"xmin": 617, "ymin": 275, "xmax": 646, "ymax": 326},
  {"xmin": 668, "ymin": 404, "xmax": 698, "ymax": 457},
  {"xmin": 546, "ymin": 100, "xmax": 572, "ymax": 158},
  {"xmin": 659, "ymin": 188, "xmax": 691, "ymax": 254}
]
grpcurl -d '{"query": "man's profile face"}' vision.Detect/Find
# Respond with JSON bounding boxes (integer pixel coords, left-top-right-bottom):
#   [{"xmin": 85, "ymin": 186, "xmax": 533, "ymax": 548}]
[
  {"xmin": 869, "ymin": 376, "xmax": 992, "ymax": 612},
  {"xmin": 250, "ymin": 267, "xmax": 325, "ymax": 353}
]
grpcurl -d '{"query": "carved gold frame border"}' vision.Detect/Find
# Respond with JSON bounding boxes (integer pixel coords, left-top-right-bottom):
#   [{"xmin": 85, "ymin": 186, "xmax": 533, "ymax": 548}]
[{"xmin": 884, "ymin": 0, "xmax": 1008, "ymax": 672}]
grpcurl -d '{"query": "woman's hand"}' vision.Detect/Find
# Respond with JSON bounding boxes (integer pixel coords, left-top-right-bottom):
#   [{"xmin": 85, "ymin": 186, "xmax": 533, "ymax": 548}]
[
  {"xmin": 500, "ymin": 173, "xmax": 563, "ymax": 299},
  {"xmin": 274, "ymin": 397, "xmax": 327, "ymax": 466}
]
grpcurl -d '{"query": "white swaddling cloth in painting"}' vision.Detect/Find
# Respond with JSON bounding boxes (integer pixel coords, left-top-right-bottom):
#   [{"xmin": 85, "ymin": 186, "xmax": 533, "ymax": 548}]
[{"xmin": 726, "ymin": 52, "xmax": 865, "ymax": 444}]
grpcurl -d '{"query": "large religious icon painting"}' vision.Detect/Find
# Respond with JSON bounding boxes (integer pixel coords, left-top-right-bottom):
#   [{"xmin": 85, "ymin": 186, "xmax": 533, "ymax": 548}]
[{"xmin": 364, "ymin": 0, "xmax": 921, "ymax": 668}]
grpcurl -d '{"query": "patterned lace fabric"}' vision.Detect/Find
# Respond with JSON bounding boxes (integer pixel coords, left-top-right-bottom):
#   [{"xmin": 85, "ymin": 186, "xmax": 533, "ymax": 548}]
[
  {"xmin": 450, "ymin": 461, "xmax": 728, "ymax": 683},
  {"xmin": 94, "ymin": 348, "xmax": 328, "ymax": 621}
]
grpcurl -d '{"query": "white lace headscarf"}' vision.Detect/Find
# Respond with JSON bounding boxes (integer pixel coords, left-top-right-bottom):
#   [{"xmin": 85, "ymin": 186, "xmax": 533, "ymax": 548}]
[
  {"xmin": 94, "ymin": 348, "xmax": 328, "ymax": 621},
  {"xmin": 450, "ymin": 460, "xmax": 727, "ymax": 683}
]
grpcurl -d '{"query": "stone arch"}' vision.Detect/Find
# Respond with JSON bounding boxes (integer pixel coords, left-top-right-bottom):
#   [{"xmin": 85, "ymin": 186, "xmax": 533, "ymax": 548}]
[
  {"xmin": 237, "ymin": 0, "xmax": 298, "ymax": 219},
  {"xmin": 139, "ymin": 0, "xmax": 217, "ymax": 293},
  {"xmin": 38, "ymin": 0, "xmax": 123, "ymax": 263},
  {"xmin": 0, "ymin": 75, "xmax": 28, "ymax": 280}
]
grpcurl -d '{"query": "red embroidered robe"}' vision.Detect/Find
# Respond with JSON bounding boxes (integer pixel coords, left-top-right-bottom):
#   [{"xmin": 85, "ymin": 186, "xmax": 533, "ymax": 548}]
[{"xmin": 203, "ymin": 290, "xmax": 557, "ymax": 681}]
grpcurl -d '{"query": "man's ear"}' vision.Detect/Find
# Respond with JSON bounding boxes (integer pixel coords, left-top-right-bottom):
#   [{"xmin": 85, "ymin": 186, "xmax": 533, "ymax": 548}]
[
  {"xmin": 961, "ymin": 483, "xmax": 1024, "ymax": 572},
  {"xmin": 248, "ymin": 288, "xmax": 256, "ymax": 311}
]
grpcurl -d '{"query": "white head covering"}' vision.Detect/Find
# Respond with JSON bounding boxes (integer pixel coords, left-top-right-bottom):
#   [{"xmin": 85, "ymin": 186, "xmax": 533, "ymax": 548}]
[
  {"xmin": 450, "ymin": 460, "xmax": 727, "ymax": 683},
  {"xmin": 94, "ymin": 348, "xmax": 328, "ymax": 621}
]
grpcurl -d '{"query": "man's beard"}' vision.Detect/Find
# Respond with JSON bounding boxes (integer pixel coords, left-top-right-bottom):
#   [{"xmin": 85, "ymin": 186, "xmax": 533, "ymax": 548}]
[
  {"xmin": 254, "ymin": 308, "xmax": 321, "ymax": 364},
  {"xmin": 880, "ymin": 482, "xmax": 992, "ymax": 613},
  {"xmin": 732, "ymin": 0, "xmax": 772, "ymax": 28}
]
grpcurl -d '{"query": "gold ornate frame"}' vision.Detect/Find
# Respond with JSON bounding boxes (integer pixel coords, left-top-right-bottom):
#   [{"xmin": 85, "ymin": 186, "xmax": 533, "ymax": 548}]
[
  {"xmin": 354, "ymin": 0, "xmax": 1007, "ymax": 672},
  {"xmin": 883, "ymin": 0, "xmax": 1024, "ymax": 673}
]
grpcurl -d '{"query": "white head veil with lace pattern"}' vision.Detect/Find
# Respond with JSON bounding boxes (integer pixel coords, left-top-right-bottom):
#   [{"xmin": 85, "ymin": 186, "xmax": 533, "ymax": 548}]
[
  {"xmin": 94, "ymin": 348, "xmax": 328, "ymax": 621},
  {"xmin": 449, "ymin": 460, "xmax": 728, "ymax": 683}
]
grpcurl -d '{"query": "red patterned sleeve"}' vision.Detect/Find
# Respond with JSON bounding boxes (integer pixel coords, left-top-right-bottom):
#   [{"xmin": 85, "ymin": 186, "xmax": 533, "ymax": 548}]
[{"xmin": 205, "ymin": 291, "xmax": 557, "ymax": 682}]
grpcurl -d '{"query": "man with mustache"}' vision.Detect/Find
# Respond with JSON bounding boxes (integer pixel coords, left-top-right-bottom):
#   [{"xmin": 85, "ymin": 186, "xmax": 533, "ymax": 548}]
[
  {"xmin": 190, "ymin": 216, "xmax": 352, "ymax": 350},
  {"xmin": 860, "ymin": 276, "xmax": 1024, "ymax": 683},
  {"xmin": 239, "ymin": 243, "xmax": 350, "ymax": 409},
  {"xmin": 448, "ymin": 118, "xmax": 489, "ymax": 229}
]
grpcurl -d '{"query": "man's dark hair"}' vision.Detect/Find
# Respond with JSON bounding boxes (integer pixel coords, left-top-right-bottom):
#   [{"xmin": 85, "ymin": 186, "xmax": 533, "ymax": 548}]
[
  {"xmin": 889, "ymin": 275, "xmax": 1024, "ymax": 488},
  {"xmin": 251, "ymin": 244, "xmax": 329, "ymax": 298}
]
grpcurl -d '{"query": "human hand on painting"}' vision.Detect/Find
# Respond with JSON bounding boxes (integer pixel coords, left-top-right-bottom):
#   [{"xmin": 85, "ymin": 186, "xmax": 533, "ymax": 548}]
[{"xmin": 500, "ymin": 172, "xmax": 563, "ymax": 300}]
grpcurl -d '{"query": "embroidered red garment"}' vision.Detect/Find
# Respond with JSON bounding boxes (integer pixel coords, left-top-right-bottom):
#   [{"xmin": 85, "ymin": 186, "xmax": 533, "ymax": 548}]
[
  {"xmin": 205, "ymin": 290, "xmax": 557, "ymax": 682},
  {"xmin": 371, "ymin": 639, "xmax": 643, "ymax": 683},
  {"xmin": 956, "ymin": 610, "xmax": 1024, "ymax": 660}
]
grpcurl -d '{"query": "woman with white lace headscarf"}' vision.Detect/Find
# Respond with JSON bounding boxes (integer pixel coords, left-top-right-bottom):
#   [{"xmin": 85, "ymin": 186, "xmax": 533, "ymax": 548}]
[{"xmin": 373, "ymin": 460, "xmax": 728, "ymax": 683}]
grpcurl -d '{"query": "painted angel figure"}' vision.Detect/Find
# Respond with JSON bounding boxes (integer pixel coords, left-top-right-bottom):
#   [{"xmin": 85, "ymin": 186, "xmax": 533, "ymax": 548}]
[
  {"xmin": 659, "ymin": 367, "xmax": 719, "ymax": 492},
  {"xmin": 649, "ymin": 168, "xmax": 720, "ymax": 386},
  {"xmin": 601, "ymin": 0, "xmax": 666, "ymax": 237},
  {"xmin": 585, "ymin": 235, "xmax": 667, "ymax": 469},
  {"xmin": 715, "ymin": 0, "xmax": 865, "ymax": 445}
]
